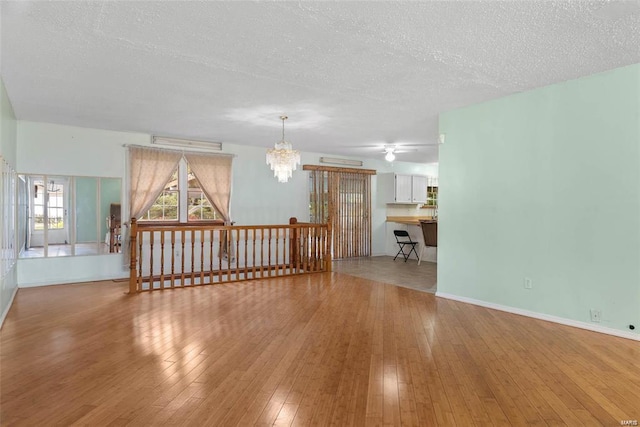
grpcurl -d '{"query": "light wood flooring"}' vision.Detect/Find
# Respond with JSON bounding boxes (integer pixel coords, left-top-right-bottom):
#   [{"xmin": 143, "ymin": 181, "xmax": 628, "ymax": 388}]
[{"xmin": 1, "ymin": 273, "xmax": 638, "ymax": 426}]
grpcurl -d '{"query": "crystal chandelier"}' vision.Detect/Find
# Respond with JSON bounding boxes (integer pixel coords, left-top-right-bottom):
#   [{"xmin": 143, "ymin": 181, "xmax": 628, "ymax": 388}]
[{"xmin": 266, "ymin": 115, "xmax": 300, "ymax": 183}]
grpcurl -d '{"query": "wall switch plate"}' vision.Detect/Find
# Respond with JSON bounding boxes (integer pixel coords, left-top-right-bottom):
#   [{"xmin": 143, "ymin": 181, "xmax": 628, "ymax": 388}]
[
  {"xmin": 590, "ymin": 309, "xmax": 601, "ymax": 322},
  {"xmin": 524, "ymin": 277, "xmax": 533, "ymax": 289}
]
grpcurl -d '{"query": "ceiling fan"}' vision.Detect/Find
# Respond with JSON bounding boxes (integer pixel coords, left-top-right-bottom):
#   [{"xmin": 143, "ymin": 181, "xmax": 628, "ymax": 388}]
[
  {"xmin": 380, "ymin": 142, "xmax": 440, "ymax": 162},
  {"xmin": 383, "ymin": 145, "xmax": 399, "ymax": 162},
  {"xmin": 356, "ymin": 136, "xmax": 444, "ymax": 161}
]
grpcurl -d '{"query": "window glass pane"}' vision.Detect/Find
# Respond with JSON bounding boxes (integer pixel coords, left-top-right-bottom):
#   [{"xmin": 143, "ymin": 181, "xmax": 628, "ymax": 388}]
[
  {"xmin": 188, "ymin": 190, "xmax": 219, "ymax": 220},
  {"xmin": 33, "ymin": 178, "xmax": 45, "ymax": 230},
  {"xmin": 144, "ymin": 190, "xmax": 178, "ymax": 221},
  {"xmin": 47, "ymin": 179, "xmax": 64, "ymax": 230},
  {"xmin": 187, "ymin": 165, "xmax": 221, "ymax": 221},
  {"xmin": 142, "ymin": 168, "xmax": 179, "ymax": 221},
  {"xmin": 140, "ymin": 163, "xmax": 222, "ymax": 222}
]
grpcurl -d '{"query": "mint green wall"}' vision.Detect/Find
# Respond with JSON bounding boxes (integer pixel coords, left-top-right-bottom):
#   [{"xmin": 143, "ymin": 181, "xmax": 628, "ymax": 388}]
[
  {"xmin": 75, "ymin": 177, "xmax": 98, "ymax": 243},
  {"xmin": 0, "ymin": 76, "xmax": 18, "ymax": 324},
  {"xmin": 73, "ymin": 177, "xmax": 121, "ymax": 243},
  {"xmin": 100, "ymin": 178, "xmax": 121, "ymax": 239},
  {"xmin": 438, "ymin": 64, "xmax": 640, "ymax": 335}
]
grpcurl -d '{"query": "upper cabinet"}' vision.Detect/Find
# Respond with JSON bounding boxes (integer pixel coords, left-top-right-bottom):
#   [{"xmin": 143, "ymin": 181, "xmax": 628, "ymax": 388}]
[
  {"xmin": 410, "ymin": 175, "xmax": 428, "ymax": 203},
  {"xmin": 378, "ymin": 173, "xmax": 429, "ymax": 204},
  {"xmin": 394, "ymin": 174, "xmax": 413, "ymax": 202}
]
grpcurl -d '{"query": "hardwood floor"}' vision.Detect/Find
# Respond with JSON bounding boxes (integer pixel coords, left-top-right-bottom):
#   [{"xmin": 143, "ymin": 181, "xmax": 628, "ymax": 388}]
[{"xmin": 1, "ymin": 273, "xmax": 638, "ymax": 426}]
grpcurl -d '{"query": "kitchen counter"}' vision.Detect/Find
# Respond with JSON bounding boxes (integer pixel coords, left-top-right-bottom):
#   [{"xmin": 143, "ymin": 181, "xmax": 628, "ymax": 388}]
[{"xmin": 386, "ymin": 216, "xmax": 436, "ymax": 226}]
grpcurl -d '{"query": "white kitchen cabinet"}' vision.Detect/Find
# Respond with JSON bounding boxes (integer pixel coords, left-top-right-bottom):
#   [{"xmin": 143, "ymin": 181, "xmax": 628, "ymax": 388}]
[
  {"xmin": 410, "ymin": 175, "xmax": 428, "ymax": 203},
  {"xmin": 378, "ymin": 173, "xmax": 429, "ymax": 204},
  {"xmin": 394, "ymin": 174, "xmax": 413, "ymax": 203}
]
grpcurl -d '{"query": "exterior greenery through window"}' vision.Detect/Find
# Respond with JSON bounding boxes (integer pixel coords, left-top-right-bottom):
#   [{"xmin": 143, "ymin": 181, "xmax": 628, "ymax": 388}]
[{"xmin": 141, "ymin": 160, "xmax": 221, "ymax": 222}]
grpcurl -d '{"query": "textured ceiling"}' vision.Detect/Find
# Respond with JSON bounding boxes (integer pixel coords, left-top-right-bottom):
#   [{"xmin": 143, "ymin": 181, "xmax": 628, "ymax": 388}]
[{"xmin": 1, "ymin": 1, "xmax": 639, "ymax": 163}]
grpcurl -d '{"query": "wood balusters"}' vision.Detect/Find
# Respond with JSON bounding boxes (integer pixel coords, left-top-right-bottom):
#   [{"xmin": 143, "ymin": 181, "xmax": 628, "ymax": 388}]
[{"xmin": 128, "ymin": 219, "xmax": 332, "ymax": 292}]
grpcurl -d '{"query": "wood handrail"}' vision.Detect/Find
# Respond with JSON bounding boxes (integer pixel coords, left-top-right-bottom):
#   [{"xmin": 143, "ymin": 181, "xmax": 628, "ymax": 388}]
[{"xmin": 135, "ymin": 222, "xmax": 320, "ymax": 232}]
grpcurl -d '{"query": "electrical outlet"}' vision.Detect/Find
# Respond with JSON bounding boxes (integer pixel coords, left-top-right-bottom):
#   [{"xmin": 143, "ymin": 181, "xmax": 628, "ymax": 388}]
[
  {"xmin": 523, "ymin": 277, "xmax": 533, "ymax": 289},
  {"xmin": 590, "ymin": 309, "xmax": 601, "ymax": 323}
]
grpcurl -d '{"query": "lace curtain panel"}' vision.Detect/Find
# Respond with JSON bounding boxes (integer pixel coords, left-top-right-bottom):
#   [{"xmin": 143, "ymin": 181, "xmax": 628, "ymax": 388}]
[
  {"xmin": 184, "ymin": 152, "xmax": 234, "ymax": 260},
  {"xmin": 183, "ymin": 152, "xmax": 232, "ymax": 223},
  {"xmin": 128, "ymin": 146, "xmax": 182, "ymax": 221}
]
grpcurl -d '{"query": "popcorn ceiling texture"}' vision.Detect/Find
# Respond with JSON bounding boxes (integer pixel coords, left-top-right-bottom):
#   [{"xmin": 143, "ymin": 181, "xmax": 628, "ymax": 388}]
[{"xmin": 1, "ymin": 1, "xmax": 638, "ymax": 163}]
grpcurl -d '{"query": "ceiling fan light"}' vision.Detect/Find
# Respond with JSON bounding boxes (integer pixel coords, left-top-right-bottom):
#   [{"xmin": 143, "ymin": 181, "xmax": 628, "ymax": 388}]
[{"xmin": 385, "ymin": 151, "xmax": 396, "ymax": 162}]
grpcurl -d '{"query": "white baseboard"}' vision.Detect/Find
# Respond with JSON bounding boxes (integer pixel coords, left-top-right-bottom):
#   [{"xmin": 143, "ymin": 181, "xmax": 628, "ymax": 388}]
[
  {"xmin": 436, "ymin": 292, "xmax": 639, "ymax": 342},
  {"xmin": 19, "ymin": 273, "xmax": 128, "ymax": 288},
  {"xmin": 0, "ymin": 286, "xmax": 19, "ymax": 329}
]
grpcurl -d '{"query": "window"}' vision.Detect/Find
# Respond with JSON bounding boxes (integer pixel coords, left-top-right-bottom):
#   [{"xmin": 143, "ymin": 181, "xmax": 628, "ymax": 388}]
[
  {"xmin": 142, "ymin": 159, "xmax": 221, "ymax": 222},
  {"xmin": 32, "ymin": 179, "xmax": 65, "ymax": 230},
  {"xmin": 142, "ymin": 169, "xmax": 179, "ymax": 221},
  {"xmin": 47, "ymin": 181, "xmax": 65, "ymax": 229},
  {"xmin": 33, "ymin": 180, "xmax": 45, "ymax": 230}
]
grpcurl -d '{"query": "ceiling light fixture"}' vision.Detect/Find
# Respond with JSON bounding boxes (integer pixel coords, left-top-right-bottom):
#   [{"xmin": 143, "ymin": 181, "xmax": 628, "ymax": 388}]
[
  {"xmin": 384, "ymin": 145, "xmax": 396, "ymax": 162},
  {"xmin": 266, "ymin": 115, "xmax": 300, "ymax": 183}
]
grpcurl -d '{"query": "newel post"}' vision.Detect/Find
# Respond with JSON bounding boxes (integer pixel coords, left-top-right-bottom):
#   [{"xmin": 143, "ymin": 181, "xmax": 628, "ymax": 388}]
[
  {"xmin": 129, "ymin": 217, "xmax": 138, "ymax": 294},
  {"xmin": 289, "ymin": 217, "xmax": 299, "ymax": 270},
  {"xmin": 325, "ymin": 221, "xmax": 332, "ymax": 272}
]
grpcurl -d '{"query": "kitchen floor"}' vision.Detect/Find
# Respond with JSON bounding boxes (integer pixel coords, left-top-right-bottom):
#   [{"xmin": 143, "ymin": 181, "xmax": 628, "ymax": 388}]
[{"xmin": 332, "ymin": 255, "xmax": 437, "ymax": 293}]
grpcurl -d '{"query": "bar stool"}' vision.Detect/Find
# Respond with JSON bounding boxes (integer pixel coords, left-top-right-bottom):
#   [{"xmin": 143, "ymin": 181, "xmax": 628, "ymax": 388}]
[{"xmin": 418, "ymin": 220, "xmax": 437, "ymax": 265}]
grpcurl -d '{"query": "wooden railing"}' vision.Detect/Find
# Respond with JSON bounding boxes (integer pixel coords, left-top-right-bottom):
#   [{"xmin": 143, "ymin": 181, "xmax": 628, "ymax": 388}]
[{"xmin": 128, "ymin": 218, "xmax": 331, "ymax": 293}]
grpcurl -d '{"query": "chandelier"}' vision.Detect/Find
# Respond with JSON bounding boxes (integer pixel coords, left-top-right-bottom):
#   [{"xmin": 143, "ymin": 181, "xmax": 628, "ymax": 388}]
[{"xmin": 266, "ymin": 115, "xmax": 300, "ymax": 183}]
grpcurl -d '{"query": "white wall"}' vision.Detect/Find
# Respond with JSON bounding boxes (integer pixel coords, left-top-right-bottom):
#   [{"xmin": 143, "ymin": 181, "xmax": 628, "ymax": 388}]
[
  {"xmin": 0, "ymin": 76, "xmax": 19, "ymax": 325},
  {"xmin": 16, "ymin": 120, "xmax": 435, "ymax": 286}
]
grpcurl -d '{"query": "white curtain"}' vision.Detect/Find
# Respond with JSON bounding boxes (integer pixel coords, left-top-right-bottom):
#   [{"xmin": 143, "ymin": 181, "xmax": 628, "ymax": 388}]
[
  {"xmin": 185, "ymin": 152, "xmax": 234, "ymax": 260},
  {"xmin": 128, "ymin": 146, "xmax": 182, "ymax": 221},
  {"xmin": 184, "ymin": 152, "xmax": 233, "ymax": 223},
  {"xmin": 125, "ymin": 146, "xmax": 182, "ymax": 264}
]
